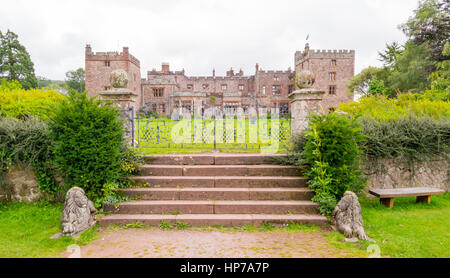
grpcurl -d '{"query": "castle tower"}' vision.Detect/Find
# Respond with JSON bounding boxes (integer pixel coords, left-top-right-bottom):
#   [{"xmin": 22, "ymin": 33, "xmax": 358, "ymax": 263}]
[
  {"xmin": 85, "ymin": 45, "xmax": 142, "ymax": 108},
  {"xmin": 294, "ymin": 44, "xmax": 355, "ymax": 110}
]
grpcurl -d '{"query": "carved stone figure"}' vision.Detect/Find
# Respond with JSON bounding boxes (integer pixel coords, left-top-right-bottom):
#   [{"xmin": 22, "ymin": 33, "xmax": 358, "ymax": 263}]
[
  {"xmin": 332, "ymin": 191, "xmax": 371, "ymax": 241},
  {"xmin": 295, "ymin": 70, "xmax": 315, "ymax": 89},
  {"xmin": 110, "ymin": 69, "xmax": 129, "ymax": 88},
  {"xmin": 61, "ymin": 187, "xmax": 97, "ymax": 237}
]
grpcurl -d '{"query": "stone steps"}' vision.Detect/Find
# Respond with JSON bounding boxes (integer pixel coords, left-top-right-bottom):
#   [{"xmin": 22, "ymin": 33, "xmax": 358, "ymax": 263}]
[
  {"xmin": 98, "ymin": 154, "xmax": 327, "ymax": 228},
  {"xmin": 104, "ymin": 200, "xmax": 319, "ymax": 215},
  {"xmin": 140, "ymin": 165, "xmax": 301, "ymax": 177},
  {"xmin": 99, "ymin": 214, "xmax": 328, "ymax": 227},
  {"xmin": 121, "ymin": 187, "xmax": 314, "ymax": 201},
  {"xmin": 143, "ymin": 154, "xmax": 287, "ymax": 165},
  {"xmin": 131, "ymin": 176, "xmax": 308, "ymax": 188}
]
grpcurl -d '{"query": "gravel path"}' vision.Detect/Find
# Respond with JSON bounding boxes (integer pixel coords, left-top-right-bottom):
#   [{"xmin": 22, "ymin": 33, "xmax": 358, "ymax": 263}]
[{"xmin": 73, "ymin": 227, "xmax": 366, "ymax": 258}]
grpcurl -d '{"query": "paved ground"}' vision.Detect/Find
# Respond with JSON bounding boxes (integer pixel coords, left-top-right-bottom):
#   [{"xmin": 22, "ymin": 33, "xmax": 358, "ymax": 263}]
[{"xmin": 73, "ymin": 227, "xmax": 366, "ymax": 258}]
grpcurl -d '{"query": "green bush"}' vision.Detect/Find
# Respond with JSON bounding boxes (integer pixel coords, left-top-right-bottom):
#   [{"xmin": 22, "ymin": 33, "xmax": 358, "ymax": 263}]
[
  {"xmin": 338, "ymin": 94, "xmax": 450, "ymax": 121},
  {"xmin": 48, "ymin": 91, "xmax": 126, "ymax": 207},
  {"xmin": 301, "ymin": 113, "xmax": 367, "ymax": 216},
  {"xmin": 0, "ymin": 117, "xmax": 59, "ymax": 194},
  {"xmin": 0, "ymin": 79, "xmax": 65, "ymax": 121},
  {"xmin": 361, "ymin": 116, "xmax": 450, "ymax": 162}
]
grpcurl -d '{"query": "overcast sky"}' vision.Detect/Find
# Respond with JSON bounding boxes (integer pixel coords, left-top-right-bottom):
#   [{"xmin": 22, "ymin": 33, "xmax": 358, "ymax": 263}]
[{"xmin": 0, "ymin": 0, "xmax": 419, "ymax": 80}]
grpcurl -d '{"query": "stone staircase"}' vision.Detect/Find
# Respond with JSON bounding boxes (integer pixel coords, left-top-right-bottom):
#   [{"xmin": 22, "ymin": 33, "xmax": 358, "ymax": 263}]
[{"xmin": 99, "ymin": 154, "xmax": 328, "ymax": 227}]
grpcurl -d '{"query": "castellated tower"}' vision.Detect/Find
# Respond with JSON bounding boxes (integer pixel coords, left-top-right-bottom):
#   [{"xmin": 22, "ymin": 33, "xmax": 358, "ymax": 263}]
[
  {"xmin": 85, "ymin": 45, "xmax": 142, "ymax": 108},
  {"xmin": 295, "ymin": 43, "xmax": 355, "ymax": 110}
]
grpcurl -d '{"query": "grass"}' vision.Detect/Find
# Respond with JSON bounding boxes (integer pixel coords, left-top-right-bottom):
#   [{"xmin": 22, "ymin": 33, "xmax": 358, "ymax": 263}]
[
  {"xmin": 354, "ymin": 193, "xmax": 450, "ymax": 258},
  {"xmin": 0, "ymin": 201, "xmax": 98, "ymax": 258}
]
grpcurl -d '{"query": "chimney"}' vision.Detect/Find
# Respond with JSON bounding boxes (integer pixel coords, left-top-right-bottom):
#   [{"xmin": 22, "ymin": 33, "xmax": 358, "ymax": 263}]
[
  {"xmin": 226, "ymin": 67, "xmax": 234, "ymax": 77},
  {"xmin": 123, "ymin": 47, "xmax": 129, "ymax": 56},
  {"xmin": 85, "ymin": 44, "xmax": 92, "ymax": 55},
  {"xmin": 212, "ymin": 68, "xmax": 215, "ymax": 77},
  {"xmin": 255, "ymin": 63, "xmax": 259, "ymax": 73},
  {"xmin": 239, "ymin": 68, "xmax": 243, "ymax": 76},
  {"xmin": 162, "ymin": 63, "xmax": 170, "ymax": 73}
]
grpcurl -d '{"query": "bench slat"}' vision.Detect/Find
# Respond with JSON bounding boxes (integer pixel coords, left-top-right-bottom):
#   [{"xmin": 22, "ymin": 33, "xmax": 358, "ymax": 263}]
[{"xmin": 369, "ymin": 187, "xmax": 445, "ymax": 198}]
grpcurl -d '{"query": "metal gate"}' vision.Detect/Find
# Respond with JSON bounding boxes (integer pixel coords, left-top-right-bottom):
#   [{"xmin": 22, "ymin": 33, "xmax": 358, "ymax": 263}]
[{"xmin": 132, "ymin": 107, "xmax": 291, "ymax": 151}]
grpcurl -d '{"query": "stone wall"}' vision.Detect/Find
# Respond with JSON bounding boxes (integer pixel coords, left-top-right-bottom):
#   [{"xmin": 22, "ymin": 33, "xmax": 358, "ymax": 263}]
[
  {"xmin": 0, "ymin": 164, "xmax": 43, "ymax": 203},
  {"xmin": 364, "ymin": 158, "xmax": 449, "ymax": 192}
]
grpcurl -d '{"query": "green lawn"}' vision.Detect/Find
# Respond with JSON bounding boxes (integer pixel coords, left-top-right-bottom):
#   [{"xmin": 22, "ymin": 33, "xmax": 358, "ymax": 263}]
[
  {"xmin": 0, "ymin": 201, "xmax": 98, "ymax": 258},
  {"xmin": 135, "ymin": 117, "xmax": 292, "ymax": 153},
  {"xmin": 352, "ymin": 193, "xmax": 450, "ymax": 258}
]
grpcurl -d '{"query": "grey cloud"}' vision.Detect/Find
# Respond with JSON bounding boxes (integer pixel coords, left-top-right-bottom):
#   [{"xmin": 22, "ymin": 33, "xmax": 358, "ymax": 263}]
[{"xmin": 0, "ymin": 0, "xmax": 419, "ymax": 80}]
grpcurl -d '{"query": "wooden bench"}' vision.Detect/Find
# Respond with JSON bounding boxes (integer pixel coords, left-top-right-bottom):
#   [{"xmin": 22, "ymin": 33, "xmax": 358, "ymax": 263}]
[{"xmin": 368, "ymin": 187, "xmax": 446, "ymax": 208}]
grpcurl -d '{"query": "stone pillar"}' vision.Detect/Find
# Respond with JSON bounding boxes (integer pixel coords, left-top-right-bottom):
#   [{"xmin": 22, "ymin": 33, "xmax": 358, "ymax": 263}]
[
  {"xmin": 288, "ymin": 71, "xmax": 324, "ymax": 136},
  {"xmin": 99, "ymin": 69, "xmax": 138, "ymax": 146}
]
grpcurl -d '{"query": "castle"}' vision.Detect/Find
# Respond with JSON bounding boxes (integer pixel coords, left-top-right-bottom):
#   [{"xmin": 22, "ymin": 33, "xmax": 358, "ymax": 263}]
[{"xmin": 85, "ymin": 44, "xmax": 355, "ymax": 116}]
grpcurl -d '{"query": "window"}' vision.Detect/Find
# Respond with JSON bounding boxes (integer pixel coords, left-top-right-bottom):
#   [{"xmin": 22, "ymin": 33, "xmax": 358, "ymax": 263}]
[
  {"xmin": 329, "ymin": 85, "xmax": 336, "ymax": 95},
  {"xmin": 329, "ymin": 72, "xmax": 336, "ymax": 81},
  {"xmin": 262, "ymin": 86, "xmax": 266, "ymax": 95},
  {"xmin": 331, "ymin": 59, "xmax": 337, "ymax": 66},
  {"xmin": 187, "ymin": 84, "xmax": 193, "ymax": 90},
  {"xmin": 273, "ymin": 76, "xmax": 280, "ymax": 81},
  {"xmin": 221, "ymin": 84, "xmax": 227, "ymax": 90},
  {"xmin": 158, "ymin": 104, "xmax": 166, "ymax": 113},
  {"xmin": 182, "ymin": 102, "xmax": 192, "ymax": 112},
  {"xmin": 301, "ymin": 62, "xmax": 304, "ymax": 70},
  {"xmin": 152, "ymin": 103, "xmax": 157, "ymax": 111},
  {"xmin": 105, "ymin": 61, "xmax": 110, "ymax": 67},
  {"xmin": 239, "ymin": 84, "xmax": 244, "ymax": 91},
  {"xmin": 280, "ymin": 103, "xmax": 289, "ymax": 114},
  {"xmin": 152, "ymin": 88, "xmax": 164, "ymax": 97},
  {"xmin": 202, "ymin": 84, "xmax": 209, "ymax": 89},
  {"xmin": 224, "ymin": 103, "xmax": 238, "ymax": 114},
  {"xmin": 272, "ymin": 85, "xmax": 281, "ymax": 95},
  {"xmin": 103, "ymin": 86, "xmax": 111, "ymax": 91}
]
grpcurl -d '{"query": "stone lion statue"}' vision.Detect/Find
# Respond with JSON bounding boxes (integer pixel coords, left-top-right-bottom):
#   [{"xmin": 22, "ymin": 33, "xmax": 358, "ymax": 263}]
[
  {"xmin": 332, "ymin": 191, "xmax": 371, "ymax": 241},
  {"xmin": 295, "ymin": 70, "xmax": 315, "ymax": 89},
  {"xmin": 61, "ymin": 187, "xmax": 97, "ymax": 237}
]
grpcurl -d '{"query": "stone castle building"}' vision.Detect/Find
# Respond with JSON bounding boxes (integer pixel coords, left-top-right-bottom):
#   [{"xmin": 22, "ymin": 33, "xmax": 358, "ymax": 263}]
[{"xmin": 85, "ymin": 44, "xmax": 355, "ymax": 116}]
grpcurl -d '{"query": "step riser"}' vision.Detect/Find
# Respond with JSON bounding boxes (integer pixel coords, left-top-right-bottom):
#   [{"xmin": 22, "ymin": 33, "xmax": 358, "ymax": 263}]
[
  {"xmin": 143, "ymin": 155, "xmax": 284, "ymax": 165},
  {"xmin": 98, "ymin": 217, "xmax": 327, "ymax": 228},
  {"xmin": 104, "ymin": 203, "xmax": 319, "ymax": 215},
  {"xmin": 131, "ymin": 177, "xmax": 307, "ymax": 188},
  {"xmin": 122, "ymin": 190, "xmax": 314, "ymax": 201},
  {"xmin": 140, "ymin": 166, "xmax": 301, "ymax": 177}
]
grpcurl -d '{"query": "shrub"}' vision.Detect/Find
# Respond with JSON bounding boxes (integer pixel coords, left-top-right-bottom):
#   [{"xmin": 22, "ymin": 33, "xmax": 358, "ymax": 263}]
[
  {"xmin": 0, "ymin": 79, "xmax": 65, "ymax": 121},
  {"xmin": 0, "ymin": 117, "xmax": 59, "ymax": 194},
  {"xmin": 338, "ymin": 94, "xmax": 450, "ymax": 121},
  {"xmin": 48, "ymin": 91, "xmax": 126, "ymax": 207},
  {"xmin": 301, "ymin": 113, "xmax": 367, "ymax": 216},
  {"xmin": 360, "ymin": 116, "xmax": 450, "ymax": 162}
]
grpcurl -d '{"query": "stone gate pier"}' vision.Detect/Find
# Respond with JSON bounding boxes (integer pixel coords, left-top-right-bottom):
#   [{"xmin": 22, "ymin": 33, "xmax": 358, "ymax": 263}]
[
  {"xmin": 288, "ymin": 71, "xmax": 324, "ymax": 136},
  {"xmin": 99, "ymin": 69, "xmax": 138, "ymax": 146}
]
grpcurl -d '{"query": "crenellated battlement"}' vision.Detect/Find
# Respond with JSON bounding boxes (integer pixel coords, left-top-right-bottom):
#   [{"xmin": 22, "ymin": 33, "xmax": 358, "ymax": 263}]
[
  {"xmin": 85, "ymin": 45, "xmax": 140, "ymax": 67},
  {"xmin": 295, "ymin": 47, "xmax": 355, "ymax": 63},
  {"xmin": 258, "ymin": 69, "xmax": 292, "ymax": 75}
]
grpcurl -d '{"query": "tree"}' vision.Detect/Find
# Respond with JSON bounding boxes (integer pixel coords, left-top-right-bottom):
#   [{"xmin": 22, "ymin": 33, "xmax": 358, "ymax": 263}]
[
  {"xmin": 346, "ymin": 67, "xmax": 382, "ymax": 97},
  {"xmin": 399, "ymin": 0, "xmax": 450, "ymax": 62},
  {"xmin": 378, "ymin": 42, "xmax": 403, "ymax": 68},
  {"xmin": 387, "ymin": 41, "xmax": 435, "ymax": 93},
  {"xmin": 0, "ymin": 30, "xmax": 38, "ymax": 89},
  {"xmin": 65, "ymin": 68, "xmax": 85, "ymax": 92},
  {"xmin": 368, "ymin": 79, "xmax": 387, "ymax": 96}
]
